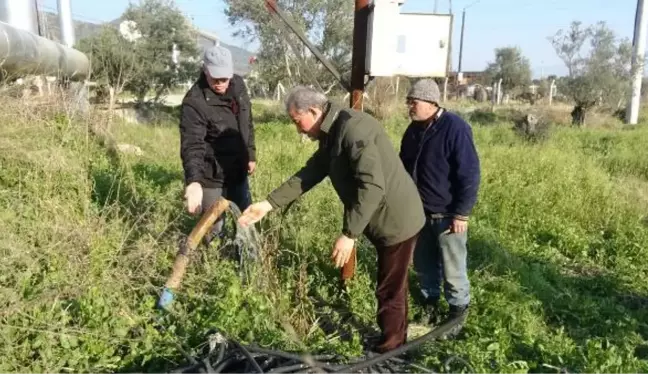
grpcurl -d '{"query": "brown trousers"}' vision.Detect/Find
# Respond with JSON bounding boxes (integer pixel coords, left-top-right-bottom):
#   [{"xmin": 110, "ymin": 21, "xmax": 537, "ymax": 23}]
[{"xmin": 372, "ymin": 233, "xmax": 419, "ymax": 353}]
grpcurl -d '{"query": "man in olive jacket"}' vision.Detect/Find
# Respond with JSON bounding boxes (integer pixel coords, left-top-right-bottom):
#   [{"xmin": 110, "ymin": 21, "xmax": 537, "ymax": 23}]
[{"xmin": 238, "ymin": 86, "xmax": 426, "ymax": 353}]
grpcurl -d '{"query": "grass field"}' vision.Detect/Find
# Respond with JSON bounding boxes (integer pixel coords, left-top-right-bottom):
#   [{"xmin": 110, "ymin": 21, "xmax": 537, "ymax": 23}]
[{"xmin": 1, "ymin": 97, "xmax": 647, "ymax": 373}]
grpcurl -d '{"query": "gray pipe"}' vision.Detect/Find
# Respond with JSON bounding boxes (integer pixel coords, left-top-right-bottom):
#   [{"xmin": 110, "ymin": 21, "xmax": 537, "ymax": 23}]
[
  {"xmin": 0, "ymin": 21, "xmax": 89, "ymax": 81},
  {"xmin": 57, "ymin": 0, "xmax": 75, "ymax": 48}
]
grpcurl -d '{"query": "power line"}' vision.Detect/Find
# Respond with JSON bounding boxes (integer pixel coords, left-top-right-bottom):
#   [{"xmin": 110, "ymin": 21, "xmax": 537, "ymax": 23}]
[{"xmin": 39, "ymin": 4, "xmax": 108, "ymax": 24}]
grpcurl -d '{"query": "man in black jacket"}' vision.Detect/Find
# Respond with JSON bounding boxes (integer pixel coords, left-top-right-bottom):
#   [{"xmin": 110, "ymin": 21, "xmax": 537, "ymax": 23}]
[
  {"xmin": 399, "ymin": 79, "xmax": 480, "ymax": 329},
  {"xmin": 179, "ymin": 44, "xmax": 256, "ymax": 241}
]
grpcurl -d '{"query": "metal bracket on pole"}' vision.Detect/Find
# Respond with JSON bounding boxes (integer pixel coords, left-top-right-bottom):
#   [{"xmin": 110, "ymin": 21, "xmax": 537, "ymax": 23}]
[{"xmin": 264, "ymin": 0, "xmax": 351, "ymax": 93}]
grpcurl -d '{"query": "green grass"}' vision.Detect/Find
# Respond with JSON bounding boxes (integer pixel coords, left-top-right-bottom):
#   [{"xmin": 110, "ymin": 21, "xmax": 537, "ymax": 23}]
[{"xmin": 1, "ymin": 97, "xmax": 647, "ymax": 373}]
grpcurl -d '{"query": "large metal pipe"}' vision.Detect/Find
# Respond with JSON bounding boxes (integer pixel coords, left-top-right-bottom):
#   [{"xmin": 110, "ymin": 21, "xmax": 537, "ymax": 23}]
[
  {"xmin": 0, "ymin": 21, "xmax": 89, "ymax": 81},
  {"xmin": 0, "ymin": 0, "xmax": 38, "ymax": 34},
  {"xmin": 57, "ymin": 0, "xmax": 75, "ymax": 48}
]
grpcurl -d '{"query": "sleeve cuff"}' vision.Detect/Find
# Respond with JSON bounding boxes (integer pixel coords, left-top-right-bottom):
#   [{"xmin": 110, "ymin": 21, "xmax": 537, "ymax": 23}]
[
  {"xmin": 342, "ymin": 227, "xmax": 360, "ymax": 240},
  {"xmin": 185, "ymin": 176, "xmax": 203, "ymax": 186},
  {"xmin": 266, "ymin": 195, "xmax": 280, "ymax": 209}
]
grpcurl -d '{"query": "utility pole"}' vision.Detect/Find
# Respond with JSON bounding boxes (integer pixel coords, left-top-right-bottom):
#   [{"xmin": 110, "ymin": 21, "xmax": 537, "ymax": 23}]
[
  {"xmin": 447, "ymin": 0, "xmax": 453, "ymax": 82},
  {"xmin": 434, "ymin": 0, "xmax": 438, "ymax": 13},
  {"xmin": 627, "ymin": 0, "xmax": 648, "ymax": 125},
  {"xmin": 457, "ymin": 1, "xmax": 480, "ymax": 85},
  {"xmin": 457, "ymin": 8, "xmax": 466, "ymax": 74},
  {"xmin": 350, "ymin": 0, "xmax": 369, "ymax": 110}
]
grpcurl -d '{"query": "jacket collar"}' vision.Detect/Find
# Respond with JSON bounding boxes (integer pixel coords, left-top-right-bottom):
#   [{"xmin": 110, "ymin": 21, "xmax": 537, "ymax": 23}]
[
  {"xmin": 426, "ymin": 107, "xmax": 445, "ymax": 125},
  {"xmin": 319, "ymin": 101, "xmax": 341, "ymax": 136}
]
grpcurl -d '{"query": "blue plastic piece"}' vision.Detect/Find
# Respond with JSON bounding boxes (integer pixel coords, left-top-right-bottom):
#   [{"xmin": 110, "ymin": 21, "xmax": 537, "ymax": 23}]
[{"xmin": 157, "ymin": 287, "xmax": 175, "ymax": 310}]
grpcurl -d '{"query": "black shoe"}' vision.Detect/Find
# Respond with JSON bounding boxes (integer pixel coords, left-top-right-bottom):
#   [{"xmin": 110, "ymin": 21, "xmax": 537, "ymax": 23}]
[
  {"xmin": 441, "ymin": 304, "xmax": 469, "ymax": 340},
  {"xmin": 419, "ymin": 297, "xmax": 441, "ymax": 326},
  {"xmin": 448, "ymin": 303, "xmax": 469, "ymax": 319}
]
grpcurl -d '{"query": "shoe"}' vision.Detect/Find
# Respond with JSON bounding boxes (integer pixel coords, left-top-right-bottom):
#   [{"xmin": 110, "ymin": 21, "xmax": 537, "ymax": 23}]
[
  {"xmin": 441, "ymin": 304, "xmax": 469, "ymax": 339},
  {"xmin": 448, "ymin": 303, "xmax": 469, "ymax": 319},
  {"xmin": 425, "ymin": 298, "xmax": 442, "ymax": 326},
  {"xmin": 413, "ymin": 297, "xmax": 441, "ymax": 326}
]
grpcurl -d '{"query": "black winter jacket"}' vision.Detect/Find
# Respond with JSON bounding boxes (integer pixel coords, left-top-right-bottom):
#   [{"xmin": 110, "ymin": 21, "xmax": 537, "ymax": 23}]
[{"xmin": 179, "ymin": 72, "xmax": 255, "ymax": 188}]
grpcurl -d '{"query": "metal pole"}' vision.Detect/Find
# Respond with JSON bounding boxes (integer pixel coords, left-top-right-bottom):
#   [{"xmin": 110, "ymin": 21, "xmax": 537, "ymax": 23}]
[
  {"xmin": 626, "ymin": 0, "xmax": 648, "ymax": 125},
  {"xmin": 0, "ymin": 0, "xmax": 39, "ymax": 34},
  {"xmin": 434, "ymin": 0, "xmax": 439, "ymax": 13},
  {"xmin": 264, "ymin": 0, "xmax": 350, "ymax": 92},
  {"xmin": 350, "ymin": 0, "xmax": 369, "ymax": 110},
  {"xmin": 57, "ymin": 0, "xmax": 75, "ymax": 47}
]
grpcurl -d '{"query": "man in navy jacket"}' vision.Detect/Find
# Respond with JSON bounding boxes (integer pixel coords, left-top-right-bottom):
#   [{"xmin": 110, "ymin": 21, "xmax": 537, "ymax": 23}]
[{"xmin": 399, "ymin": 79, "xmax": 480, "ymax": 329}]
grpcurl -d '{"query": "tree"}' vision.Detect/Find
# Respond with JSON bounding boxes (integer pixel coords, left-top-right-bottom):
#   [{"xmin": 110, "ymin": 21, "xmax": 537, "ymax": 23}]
[
  {"xmin": 484, "ymin": 46, "xmax": 532, "ymax": 96},
  {"xmin": 550, "ymin": 21, "xmax": 634, "ymax": 126},
  {"xmin": 223, "ymin": 0, "xmax": 353, "ymax": 94},
  {"xmin": 76, "ymin": 25, "xmax": 142, "ymax": 111},
  {"xmin": 120, "ymin": 0, "xmax": 200, "ymax": 105}
]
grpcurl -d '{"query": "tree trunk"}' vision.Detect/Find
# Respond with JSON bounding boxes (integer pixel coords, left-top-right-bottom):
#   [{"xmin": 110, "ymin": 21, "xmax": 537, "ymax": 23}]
[
  {"xmin": 108, "ymin": 86, "xmax": 116, "ymax": 112},
  {"xmin": 571, "ymin": 104, "xmax": 587, "ymax": 126}
]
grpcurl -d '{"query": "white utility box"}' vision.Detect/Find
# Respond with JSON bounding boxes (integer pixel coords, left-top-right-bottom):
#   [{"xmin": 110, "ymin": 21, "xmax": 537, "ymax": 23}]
[{"xmin": 365, "ymin": 0, "xmax": 452, "ymax": 77}]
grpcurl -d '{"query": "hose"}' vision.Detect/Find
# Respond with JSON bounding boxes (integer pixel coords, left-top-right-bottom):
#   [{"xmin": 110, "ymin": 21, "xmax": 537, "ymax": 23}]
[
  {"xmin": 157, "ymin": 197, "xmax": 264, "ymax": 310},
  {"xmin": 157, "ymin": 198, "xmax": 231, "ymax": 310},
  {"xmin": 331, "ymin": 314, "xmax": 466, "ymax": 373}
]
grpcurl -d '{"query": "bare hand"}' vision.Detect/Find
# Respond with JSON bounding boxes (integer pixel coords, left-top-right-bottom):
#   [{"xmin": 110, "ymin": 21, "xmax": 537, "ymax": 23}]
[
  {"xmin": 238, "ymin": 200, "xmax": 273, "ymax": 227},
  {"xmin": 331, "ymin": 234, "xmax": 356, "ymax": 268},
  {"xmin": 451, "ymin": 219, "xmax": 468, "ymax": 234},
  {"xmin": 248, "ymin": 161, "xmax": 257, "ymax": 175},
  {"xmin": 184, "ymin": 182, "xmax": 203, "ymax": 215}
]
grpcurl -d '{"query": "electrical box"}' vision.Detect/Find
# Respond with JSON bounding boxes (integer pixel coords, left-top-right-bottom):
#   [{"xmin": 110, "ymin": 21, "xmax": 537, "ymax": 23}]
[{"xmin": 365, "ymin": 0, "xmax": 452, "ymax": 77}]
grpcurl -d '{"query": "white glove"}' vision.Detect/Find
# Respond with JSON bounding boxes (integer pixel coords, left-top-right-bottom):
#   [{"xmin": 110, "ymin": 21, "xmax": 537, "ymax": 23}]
[{"xmin": 184, "ymin": 182, "xmax": 203, "ymax": 215}]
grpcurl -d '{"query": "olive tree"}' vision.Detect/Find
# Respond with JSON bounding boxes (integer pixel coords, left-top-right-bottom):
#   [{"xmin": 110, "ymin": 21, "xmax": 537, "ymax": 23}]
[
  {"xmin": 120, "ymin": 0, "xmax": 200, "ymax": 105},
  {"xmin": 76, "ymin": 25, "xmax": 142, "ymax": 111},
  {"xmin": 550, "ymin": 21, "xmax": 634, "ymax": 126},
  {"xmin": 483, "ymin": 46, "xmax": 533, "ymax": 97}
]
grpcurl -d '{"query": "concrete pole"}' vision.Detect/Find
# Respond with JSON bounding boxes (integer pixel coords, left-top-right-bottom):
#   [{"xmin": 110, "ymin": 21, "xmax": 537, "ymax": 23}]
[
  {"xmin": 443, "ymin": 77, "xmax": 448, "ymax": 102},
  {"xmin": 57, "ymin": 0, "xmax": 75, "ymax": 48},
  {"xmin": 497, "ymin": 78, "xmax": 503, "ymax": 105},
  {"xmin": 627, "ymin": 0, "xmax": 648, "ymax": 125},
  {"xmin": 549, "ymin": 79, "xmax": 556, "ymax": 106}
]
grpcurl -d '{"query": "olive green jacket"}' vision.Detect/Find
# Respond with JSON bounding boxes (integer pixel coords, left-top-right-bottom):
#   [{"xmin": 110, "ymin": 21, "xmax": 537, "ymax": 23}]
[{"xmin": 267, "ymin": 102, "xmax": 425, "ymax": 247}]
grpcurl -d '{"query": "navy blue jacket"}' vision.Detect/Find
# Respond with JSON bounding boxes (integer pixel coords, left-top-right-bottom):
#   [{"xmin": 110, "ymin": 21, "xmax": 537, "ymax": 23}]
[{"xmin": 399, "ymin": 109, "xmax": 480, "ymax": 219}]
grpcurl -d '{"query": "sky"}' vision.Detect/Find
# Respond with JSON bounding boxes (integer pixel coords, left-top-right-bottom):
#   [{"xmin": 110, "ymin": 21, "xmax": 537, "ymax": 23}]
[{"xmin": 40, "ymin": 0, "xmax": 638, "ymax": 78}]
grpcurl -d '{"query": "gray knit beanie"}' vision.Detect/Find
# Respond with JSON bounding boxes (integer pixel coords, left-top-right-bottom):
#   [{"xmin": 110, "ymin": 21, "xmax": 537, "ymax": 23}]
[{"xmin": 407, "ymin": 79, "xmax": 441, "ymax": 104}]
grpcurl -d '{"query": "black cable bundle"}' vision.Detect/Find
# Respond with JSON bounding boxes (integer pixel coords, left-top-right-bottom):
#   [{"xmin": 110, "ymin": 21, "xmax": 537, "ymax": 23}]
[{"xmin": 168, "ymin": 315, "xmax": 473, "ymax": 373}]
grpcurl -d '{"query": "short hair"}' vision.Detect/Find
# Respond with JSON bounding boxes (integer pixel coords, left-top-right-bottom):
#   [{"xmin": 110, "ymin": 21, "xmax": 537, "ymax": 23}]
[{"xmin": 284, "ymin": 85, "xmax": 328, "ymax": 113}]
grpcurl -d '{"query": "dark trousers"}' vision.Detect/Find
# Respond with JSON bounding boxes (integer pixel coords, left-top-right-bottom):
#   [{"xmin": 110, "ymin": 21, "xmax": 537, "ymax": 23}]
[
  {"xmin": 372, "ymin": 233, "xmax": 419, "ymax": 353},
  {"xmin": 202, "ymin": 177, "xmax": 252, "ymax": 242}
]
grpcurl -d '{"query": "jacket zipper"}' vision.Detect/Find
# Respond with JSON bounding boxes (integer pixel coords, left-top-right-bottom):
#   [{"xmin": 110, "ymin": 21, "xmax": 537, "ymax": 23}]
[{"xmin": 412, "ymin": 109, "xmax": 444, "ymax": 184}]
